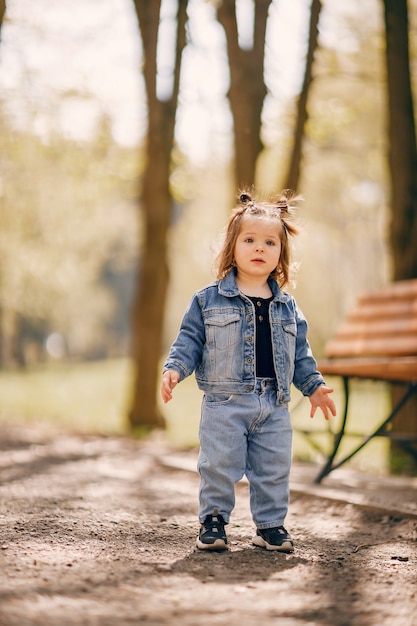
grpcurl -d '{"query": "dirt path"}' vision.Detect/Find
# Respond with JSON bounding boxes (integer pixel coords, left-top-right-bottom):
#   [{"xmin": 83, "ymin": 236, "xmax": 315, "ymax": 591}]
[{"xmin": 0, "ymin": 425, "xmax": 416, "ymax": 626}]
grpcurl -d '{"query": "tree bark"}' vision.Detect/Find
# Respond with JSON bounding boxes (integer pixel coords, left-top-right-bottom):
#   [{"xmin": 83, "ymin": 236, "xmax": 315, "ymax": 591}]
[
  {"xmin": 0, "ymin": 0, "xmax": 7, "ymax": 363},
  {"xmin": 217, "ymin": 0, "xmax": 272, "ymax": 189},
  {"xmin": 128, "ymin": 0, "xmax": 188, "ymax": 431},
  {"xmin": 384, "ymin": 0, "xmax": 417, "ymax": 279},
  {"xmin": 283, "ymin": 0, "xmax": 321, "ymax": 191},
  {"xmin": 383, "ymin": 0, "xmax": 417, "ymax": 472},
  {"xmin": 0, "ymin": 0, "xmax": 5, "ymax": 38}
]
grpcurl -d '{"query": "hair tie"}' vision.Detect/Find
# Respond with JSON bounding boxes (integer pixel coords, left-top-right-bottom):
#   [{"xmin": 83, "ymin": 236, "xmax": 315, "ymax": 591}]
[
  {"xmin": 276, "ymin": 200, "xmax": 288, "ymax": 213},
  {"xmin": 239, "ymin": 193, "xmax": 252, "ymax": 205}
]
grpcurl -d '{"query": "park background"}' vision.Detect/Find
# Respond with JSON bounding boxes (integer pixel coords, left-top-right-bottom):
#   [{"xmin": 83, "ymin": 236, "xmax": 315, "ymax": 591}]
[{"xmin": 0, "ymin": 0, "xmax": 415, "ymax": 475}]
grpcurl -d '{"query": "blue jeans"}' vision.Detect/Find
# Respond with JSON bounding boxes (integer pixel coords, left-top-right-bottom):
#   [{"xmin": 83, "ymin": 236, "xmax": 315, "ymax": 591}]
[{"xmin": 198, "ymin": 378, "xmax": 292, "ymax": 529}]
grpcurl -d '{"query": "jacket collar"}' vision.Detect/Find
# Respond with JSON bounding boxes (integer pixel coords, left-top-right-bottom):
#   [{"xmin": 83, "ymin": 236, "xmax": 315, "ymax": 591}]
[{"xmin": 218, "ymin": 269, "xmax": 289, "ymax": 302}]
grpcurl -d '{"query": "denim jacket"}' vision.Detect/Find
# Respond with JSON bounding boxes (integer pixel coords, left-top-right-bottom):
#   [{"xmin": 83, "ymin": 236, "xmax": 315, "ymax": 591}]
[{"xmin": 163, "ymin": 270, "xmax": 325, "ymax": 404}]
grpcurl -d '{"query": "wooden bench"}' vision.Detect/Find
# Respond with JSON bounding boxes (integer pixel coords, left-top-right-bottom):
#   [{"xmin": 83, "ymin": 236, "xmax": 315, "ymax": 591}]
[{"xmin": 310, "ymin": 278, "xmax": 417, "ymax": 482}]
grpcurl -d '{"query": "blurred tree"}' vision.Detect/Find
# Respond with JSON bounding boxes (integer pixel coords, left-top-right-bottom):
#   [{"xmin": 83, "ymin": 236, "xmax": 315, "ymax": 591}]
[
  {"xmin": 383, "ymin": 0, "xmax": 417, "ymax": 473},
  {"xmin": 384, "ymin": 0, "xmax": 417, "ymax": 280},
  {"xmin": 0, "ymin": 0, "xmax": 4, "ymax": 377},
  {"xmin": 216, "ymin": 0, "xmax": 272, "ymax": 189},
  {"xmin": 283, "ymin": 0, "xmax": 322, "ymax": 191},
  {"xmin": 0, "ymin": 1, "xmax": 5, "ymax": 38},
  {"xmin": 128, "ymin": 0, "xmax": 189, "ymax": 431}
]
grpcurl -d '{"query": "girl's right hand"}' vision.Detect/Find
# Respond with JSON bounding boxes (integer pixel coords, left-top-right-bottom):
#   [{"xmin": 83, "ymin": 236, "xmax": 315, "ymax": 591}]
[{"xmin": 160, "ymin": 370, "xmax": 180, "ymax": 403}]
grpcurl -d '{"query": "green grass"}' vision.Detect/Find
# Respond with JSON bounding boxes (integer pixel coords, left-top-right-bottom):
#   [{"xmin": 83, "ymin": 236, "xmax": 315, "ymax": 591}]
[
  {"xmin": 0, "ymin": 358, "xmax": 202, "ymax": 446},
  {"xmin": 0, "ymin": 359, "xmax": 134, "ymax": 435},
  {"xmin": 0, "ymin": 360, "xmax": 391, "ymax": 473}
]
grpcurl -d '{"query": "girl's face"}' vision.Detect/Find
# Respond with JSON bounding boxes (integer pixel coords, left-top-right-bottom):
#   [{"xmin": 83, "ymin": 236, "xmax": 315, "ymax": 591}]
[{"xmin": 233, "ymin": 215, "xmax": 282, "ymax": 282}]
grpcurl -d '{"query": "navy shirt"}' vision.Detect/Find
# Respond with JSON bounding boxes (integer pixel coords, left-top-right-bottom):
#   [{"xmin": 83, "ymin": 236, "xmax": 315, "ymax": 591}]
[{"xmin": 248, "ymin": 296, "xmax": 275, "ymax": 378}]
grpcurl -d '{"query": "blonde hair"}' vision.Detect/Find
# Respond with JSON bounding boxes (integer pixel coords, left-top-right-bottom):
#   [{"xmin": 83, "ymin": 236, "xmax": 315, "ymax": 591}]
[{"xmin": 215, "ymin": 189, "xmax": 300, "ymax": 288}]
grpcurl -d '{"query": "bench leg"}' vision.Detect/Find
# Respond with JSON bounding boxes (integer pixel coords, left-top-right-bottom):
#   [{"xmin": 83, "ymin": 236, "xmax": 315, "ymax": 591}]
[
  {"xmin": 395, "ymin": 439, "xmax": 417, "ymax": 461},
  {"xmin": 314, "ymin": 380, "xmax": 417, "ymax": 483},
  {"xmin": 394, "ymin": 439, "xmax": 417, "ymax": 463},
  {"xmin": 314, "ymin": 376, "xmax": 350, "ymax": 483}
]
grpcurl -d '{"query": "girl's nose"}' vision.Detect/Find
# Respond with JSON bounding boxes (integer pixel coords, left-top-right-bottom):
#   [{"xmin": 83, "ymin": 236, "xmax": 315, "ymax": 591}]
[{"xmin": 255, "ymin": 243, "xmax": 263, "ymax": 252}]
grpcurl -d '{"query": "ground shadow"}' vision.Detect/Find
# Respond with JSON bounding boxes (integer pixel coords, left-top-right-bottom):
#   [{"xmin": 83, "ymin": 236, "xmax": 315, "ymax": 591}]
[{"xmin": 170, "ymin": 545, "xmax": 307, "ymax": 584}]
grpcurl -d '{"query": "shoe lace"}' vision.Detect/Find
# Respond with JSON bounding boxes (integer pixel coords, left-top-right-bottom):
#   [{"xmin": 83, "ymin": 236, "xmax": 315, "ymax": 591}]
[{"xmin": 203, "ymin": 507, "xmax": 225, "ymax": 533}]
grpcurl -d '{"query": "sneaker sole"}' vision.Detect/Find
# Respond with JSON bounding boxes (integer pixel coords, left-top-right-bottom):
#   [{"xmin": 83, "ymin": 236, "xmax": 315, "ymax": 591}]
[
  {"xmin": 196, "ymin": 537, "xmax": 228, "ymax": 551},
  {"xmin": 252, "ymin": 535, "xmax": 294, "ymax": 553}
]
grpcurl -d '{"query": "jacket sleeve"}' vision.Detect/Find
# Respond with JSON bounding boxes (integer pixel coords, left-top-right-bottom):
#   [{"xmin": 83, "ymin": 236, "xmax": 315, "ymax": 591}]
[
  {"xmin": 292, "ymin": 303, "xmax": 326, "ymax": 396},
  {"xmin": 163, "ymin": 293, "xmax": 206, "ymax": 382}
]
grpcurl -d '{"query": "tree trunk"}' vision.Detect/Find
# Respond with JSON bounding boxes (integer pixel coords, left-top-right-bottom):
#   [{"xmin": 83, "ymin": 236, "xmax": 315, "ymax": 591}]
[
  {"xmin": 128, "ymin": 0, "xmax": 188, "ymax": 431},
  {"xmin": 217, "ymin": 0, "xmax": 272, "ymax": 189},
  {"xmin": 0, "ymin": 307, "xmax": 24, "ymax": 368},
  {"xmin": 383, "ymin": 0, "xmax": 417, "ymax": 473},
  {"xmin": 384, "ymin": 0, "xmax": 417, "ymax": 279},
  {"xmin": 283, "ymin": 0, "xmax": 321, "ymax": 191},
  {"xmin": 0, "ymin": 1, "xmax": 5, "ymax": 37}
]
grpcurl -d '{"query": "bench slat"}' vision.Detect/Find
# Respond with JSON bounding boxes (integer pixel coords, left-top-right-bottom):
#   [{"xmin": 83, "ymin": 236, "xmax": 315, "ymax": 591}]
[
  {"xmin": 325, "ymin": 335, "xmax": 417, "ymax": 359},
  {"xmin": 356, "ymin": 278, "xmax": 417, "ymax": 301},
  {"xmin": 318, "ymin": 357, "xmax": 417, "ymax": 382},
  {"xmin": 333, "ymin": 317, "xmax": 417, "ymax": 340},
  {"xmin": 347, "ymin": 300, "xmax": 417, "ymax": 321}
]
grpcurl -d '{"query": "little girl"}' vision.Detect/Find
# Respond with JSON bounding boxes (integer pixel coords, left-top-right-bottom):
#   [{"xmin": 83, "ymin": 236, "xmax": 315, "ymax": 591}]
[{"xmin": 161, "ymin": 190, "xmax": 336, "ymax": 552}]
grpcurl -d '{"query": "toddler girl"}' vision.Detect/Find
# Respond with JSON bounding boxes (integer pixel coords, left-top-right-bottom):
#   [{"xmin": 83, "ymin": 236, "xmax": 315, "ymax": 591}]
[{"xmin": 161, "ymin": 190, "xmax": 336, "ymax": 552}]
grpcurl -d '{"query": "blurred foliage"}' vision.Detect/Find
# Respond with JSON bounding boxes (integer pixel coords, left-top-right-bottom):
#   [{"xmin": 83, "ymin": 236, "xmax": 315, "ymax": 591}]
[
  {"xmin": 0, "ymin": 0, "xmax": 413, "ymax": 386},
  {"xmin": 0, "ymin": 104, "xmax": 140, "ymax": 364}
]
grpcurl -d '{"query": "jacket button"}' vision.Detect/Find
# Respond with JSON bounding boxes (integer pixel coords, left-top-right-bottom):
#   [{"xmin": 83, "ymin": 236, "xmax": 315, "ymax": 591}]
[
  {"xmin": 247, "ymin": 358, "xmax": 252, "ymax": 363},
  {"xmin": 245, "ymin": 385, "xmax": 251, "ymax": 391},
  {"xmin": 247, "ymin": 337, "xmax": 253, "ymax": 342}
]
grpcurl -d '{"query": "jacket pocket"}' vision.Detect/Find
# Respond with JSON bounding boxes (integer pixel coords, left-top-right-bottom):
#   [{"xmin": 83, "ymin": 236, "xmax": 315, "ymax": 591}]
[{"xmin": 205, "ymin": 312, "xmax": 241, "ymax": 350}]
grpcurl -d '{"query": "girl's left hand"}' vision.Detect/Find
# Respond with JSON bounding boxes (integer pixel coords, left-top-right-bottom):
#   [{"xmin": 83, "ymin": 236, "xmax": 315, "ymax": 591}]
[
  {"xmin": 161, "ymin": 369, "xmax": 180, "ymax": 403},
  {"xmin": 309, "ymin": 385, "xmax": 336, "ymax": 421}
]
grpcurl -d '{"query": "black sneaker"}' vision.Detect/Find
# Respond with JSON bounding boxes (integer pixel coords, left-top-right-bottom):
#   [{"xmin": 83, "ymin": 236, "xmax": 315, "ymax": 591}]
[
  {"xmin": 252, "ymin": 526, "xmax": 294, "ymax": 552},
  {"xmin": 196, "ymin": 507, "xmax": 228, "ymax": 550}
]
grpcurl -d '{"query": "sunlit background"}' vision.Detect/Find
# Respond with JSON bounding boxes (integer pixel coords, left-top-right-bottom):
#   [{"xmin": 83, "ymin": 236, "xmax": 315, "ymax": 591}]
[{"xmin": 0, "ymin": 0, "xmax": 404, "ymax": 473}]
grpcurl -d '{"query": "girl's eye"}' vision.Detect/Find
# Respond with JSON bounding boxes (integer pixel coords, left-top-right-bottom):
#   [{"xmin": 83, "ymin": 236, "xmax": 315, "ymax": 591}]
[
  {"xmin": 245, "ymin": 238, "xmax": 254, "ymax": 243},
  {"xmin": 266, "ymin": 240, "xmax": 275, "ymax": 246}
]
